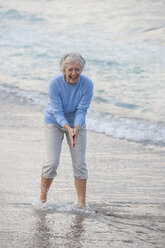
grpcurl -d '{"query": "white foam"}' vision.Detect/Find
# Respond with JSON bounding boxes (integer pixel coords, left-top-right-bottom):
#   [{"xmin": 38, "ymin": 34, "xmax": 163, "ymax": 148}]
[
  {"xmin": 32, "ymin": 199, "xmax": 95, "ymax": 215},
  {"xmin": 1, "ymin": 84, "xmax": 165, "ymax": 146},
  {"xmin": 86, "ymin": 109, "xmax": 165, "ymax": 146},
  {"xmin": 0, "ymin": 84, "xmax": 47, "ymax": 106}
]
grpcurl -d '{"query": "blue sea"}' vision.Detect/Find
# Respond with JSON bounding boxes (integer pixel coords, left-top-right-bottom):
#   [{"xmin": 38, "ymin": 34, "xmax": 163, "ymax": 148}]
[
  {"xmin": 1, "ymin": 0, "xmax": 165, "ymax": 146},
  {"xmin": 0, "ymin": 1, "xmax": 165, "ymax": 247}
]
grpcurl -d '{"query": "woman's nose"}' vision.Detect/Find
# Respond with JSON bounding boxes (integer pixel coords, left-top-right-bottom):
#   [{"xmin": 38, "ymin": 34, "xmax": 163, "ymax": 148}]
[{"xmin": 72, "ymin": 69, "xmax": 76, "ymax": 75}]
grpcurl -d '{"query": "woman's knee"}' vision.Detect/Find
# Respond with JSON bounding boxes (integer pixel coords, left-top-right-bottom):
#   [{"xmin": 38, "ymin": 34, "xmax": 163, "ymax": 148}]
[
  {"xmin": 42, "ymin": 161, "xmax": 59, "ymax": 178},
  {"xmin": 73, "ymin": 161, "xmax": 88, "ymax": 179}
]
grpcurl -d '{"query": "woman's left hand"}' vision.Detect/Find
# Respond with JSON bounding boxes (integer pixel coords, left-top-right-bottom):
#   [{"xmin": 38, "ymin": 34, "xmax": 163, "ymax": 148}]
[{"xmin": 73, "ymin": 125, "xmax": 80, "ymax": 147}]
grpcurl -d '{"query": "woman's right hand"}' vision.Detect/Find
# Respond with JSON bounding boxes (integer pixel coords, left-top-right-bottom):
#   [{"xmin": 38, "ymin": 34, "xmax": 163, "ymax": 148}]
[
  {"xmin": 69, "ymin": 128, "xmax": 75, "ymax": 147},
  {"xmin": 64, "ymin": 124, "xmax": 75, "ymax": 147}
]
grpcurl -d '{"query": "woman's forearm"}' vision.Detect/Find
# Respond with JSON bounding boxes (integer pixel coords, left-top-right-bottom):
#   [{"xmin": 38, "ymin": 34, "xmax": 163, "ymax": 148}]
[{"xmin": 64, "ymin": 123, "xmax": 72, "ymax": 132}]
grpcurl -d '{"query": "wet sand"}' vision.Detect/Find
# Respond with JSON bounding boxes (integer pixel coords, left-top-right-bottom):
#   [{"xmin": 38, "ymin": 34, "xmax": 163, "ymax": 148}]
[{"xmin": 0, "ymin": 100, "xmax": 165, "ymax": 248}]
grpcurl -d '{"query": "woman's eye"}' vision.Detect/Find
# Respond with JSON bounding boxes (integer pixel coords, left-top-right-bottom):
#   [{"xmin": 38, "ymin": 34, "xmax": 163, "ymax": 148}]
[{"xmin": 68, "ymin": 68, "xmax": 80, "ymax": 72}]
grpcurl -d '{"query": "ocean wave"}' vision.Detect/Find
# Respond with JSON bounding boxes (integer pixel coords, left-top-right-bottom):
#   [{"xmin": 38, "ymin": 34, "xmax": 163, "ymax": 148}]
[
  {"xmin": 0, "ymin": 8, "xmax": 45, "ymax": 22},
  {"xmin": 1, "ymin": 9, "xmax": 25, "ymax": 20},
  {"xmin": 0, "ymin": 84, "xmax": 47, "ymax": 106},
  {"xmin": 0, "ymin": 83, "xmax": 165, "ymax": 146},
  {"xmin": 86, "ymin": 109, "xmax": 165, "ymax": 146}
]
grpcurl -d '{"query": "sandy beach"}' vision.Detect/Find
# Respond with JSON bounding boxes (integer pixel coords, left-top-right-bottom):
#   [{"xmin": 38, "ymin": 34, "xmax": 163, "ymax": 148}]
[{"xmin": 0, "ymin": 98, "xmax": 165, "ymax": 247}]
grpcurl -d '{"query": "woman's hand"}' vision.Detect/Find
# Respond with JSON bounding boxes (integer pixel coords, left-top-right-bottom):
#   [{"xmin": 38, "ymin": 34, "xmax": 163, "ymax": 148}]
[
  {"xmin": 72, "ymin": 125, "xmax": 80, "ymax": 147},
  {"xmin": 64, "ymin": 124, "xmax": 80, "ymax": 147},
  {"xmin": 64, "ymin": 124, "xmax": 74, "ymax": 147}
]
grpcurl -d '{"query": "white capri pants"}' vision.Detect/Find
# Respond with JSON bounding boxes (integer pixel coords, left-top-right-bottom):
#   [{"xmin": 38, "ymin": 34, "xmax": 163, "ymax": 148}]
[{"xmin": 41, "ymin": 123, "xmax": 88, "ymax": 179}]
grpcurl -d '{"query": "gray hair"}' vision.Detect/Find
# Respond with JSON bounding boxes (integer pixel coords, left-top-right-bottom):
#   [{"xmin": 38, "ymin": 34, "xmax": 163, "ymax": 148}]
[{"xmin": 60, "ymin": 53, "xmax": 86, "ymax": 73}]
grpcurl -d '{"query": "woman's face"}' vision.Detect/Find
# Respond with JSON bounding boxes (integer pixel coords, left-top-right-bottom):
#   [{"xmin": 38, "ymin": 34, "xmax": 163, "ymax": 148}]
[{"xmin": 64, "ymin": 62, "xmax": 82, "ymax": 84}]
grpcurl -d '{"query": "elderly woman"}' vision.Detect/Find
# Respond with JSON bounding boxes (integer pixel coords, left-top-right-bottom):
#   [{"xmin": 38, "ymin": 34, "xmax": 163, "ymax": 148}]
[{"xmin": 40, "ymin": 53, "xmax": 93, "ymax": 208}]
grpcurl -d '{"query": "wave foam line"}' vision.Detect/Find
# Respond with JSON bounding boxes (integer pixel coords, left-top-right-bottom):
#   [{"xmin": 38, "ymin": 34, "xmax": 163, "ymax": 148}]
[
  {"xmin": 0, "ymin": 84, "xmax": 47, "ymax": 106},
  {"xmin": 86, "ymin": 109, "xmax": 165, "ymax": 146},
  {"xmin": 1, "ymin": 84, "xmax": 165, "ymax": 146}
]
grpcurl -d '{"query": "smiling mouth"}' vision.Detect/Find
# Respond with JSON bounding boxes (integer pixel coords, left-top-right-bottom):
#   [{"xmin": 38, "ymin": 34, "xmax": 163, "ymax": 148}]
[{"xmin": 70, "ymin": 76, "xmax": 77, "ymax": 80}]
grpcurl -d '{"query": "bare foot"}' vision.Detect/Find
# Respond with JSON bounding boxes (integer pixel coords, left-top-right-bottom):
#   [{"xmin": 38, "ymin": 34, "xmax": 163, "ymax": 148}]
[
  {"xmin": 77, "ymin": 202, "xmax": 87, "ymax": 210},
  {"xmin": 40, "ymin": 192, "xmax": 47, "ymax": 203}
]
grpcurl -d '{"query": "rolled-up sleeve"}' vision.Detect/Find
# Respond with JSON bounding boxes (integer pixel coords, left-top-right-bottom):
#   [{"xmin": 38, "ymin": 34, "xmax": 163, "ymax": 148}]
[
  {"xmin": 48, "ymin": 80, "xmax": 68, "ymax": 127},
  {"xmin": 74, "ymin": 82, "xmax": 93, "ymax": 127}
]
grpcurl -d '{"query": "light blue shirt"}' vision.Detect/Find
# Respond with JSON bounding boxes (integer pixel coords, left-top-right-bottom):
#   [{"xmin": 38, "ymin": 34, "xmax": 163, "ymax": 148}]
[{"xmin": 44, "ymin": 74, "xmax": 93, "ymax": 128}]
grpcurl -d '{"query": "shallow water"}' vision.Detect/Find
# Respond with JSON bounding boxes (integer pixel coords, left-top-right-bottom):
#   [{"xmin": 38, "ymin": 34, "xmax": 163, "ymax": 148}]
[
  {"xmin": 0, "ymin": 0, "xmax": 165, "ymax": 144},
  {"xmin": 1, "ymin": 199, "xmax": 165, "ymax": 248}
]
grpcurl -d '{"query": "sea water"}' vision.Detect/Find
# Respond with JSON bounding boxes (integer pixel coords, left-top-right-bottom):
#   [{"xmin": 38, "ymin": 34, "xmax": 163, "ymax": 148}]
[
  {"xmin": 0, "ymin": 0, "xmax": 165, "ymax": 247},
  {"xmin": 1, "ymin": 0, "xmax": 165, "ymax": 145}
]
